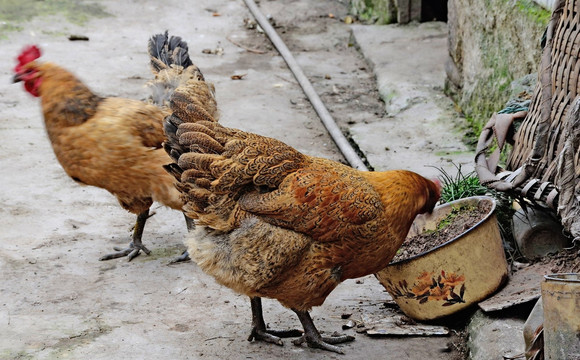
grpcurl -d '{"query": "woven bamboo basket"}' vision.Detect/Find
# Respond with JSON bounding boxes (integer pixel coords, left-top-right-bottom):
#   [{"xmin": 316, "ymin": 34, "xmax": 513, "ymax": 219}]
[{"xmin": 475, "ymin": 0, "xmax": 580, "ymax": 239}]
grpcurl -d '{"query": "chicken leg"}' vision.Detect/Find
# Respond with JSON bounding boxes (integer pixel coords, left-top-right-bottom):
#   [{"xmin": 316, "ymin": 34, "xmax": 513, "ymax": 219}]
[
  {"xmin": 168, "ymin": 214, "xmax": 195, "ymax": 264},
  {"xmin": 247, "ymin": 297, "xmax": 302, "ymax": 345},
  {"xmin": 291, "ymin": 309, "xmax": 355, "ymax": 354},
  {"xmin": 99, "ymin": 209, "xmax": 152, "ymax": 261}
]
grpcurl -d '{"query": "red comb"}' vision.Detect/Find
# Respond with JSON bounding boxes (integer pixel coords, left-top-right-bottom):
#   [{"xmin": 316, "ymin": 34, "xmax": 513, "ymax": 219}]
[
  {"xmin": 431, "ymin": 177, "xmax": 442, "ymax": 195},
  {"xmin": 17, "ymin": 45, "xmax": 41, "ymax": 65}
]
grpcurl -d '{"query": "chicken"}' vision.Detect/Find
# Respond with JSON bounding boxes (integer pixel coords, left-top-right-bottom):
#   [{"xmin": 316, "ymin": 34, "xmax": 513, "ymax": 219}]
[
  {"xmin": 13, "ymin": 31, "xmax": 217, "ymax": 261},
  {"xmin": 163, "ymin": 92, "xmax": 441, "ymax": 353}
]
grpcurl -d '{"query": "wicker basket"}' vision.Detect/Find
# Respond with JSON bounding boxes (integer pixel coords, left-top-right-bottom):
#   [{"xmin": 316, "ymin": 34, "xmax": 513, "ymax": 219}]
[{"xmin": 475, "ymin": 0, "xmax": 580, "ymax": 238}]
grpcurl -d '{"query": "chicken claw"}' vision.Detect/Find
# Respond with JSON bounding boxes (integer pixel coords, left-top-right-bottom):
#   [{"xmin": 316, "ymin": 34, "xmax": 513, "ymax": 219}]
[
  {"xmin": 291, "ymin": 310, "xmax": 355, "ymax": 354},
  {"xmin": 248, "ymin": 327, "xmax": 300, "ymax": 346},
  {"xmin": 247, "ymin": 297, "xmax": 302, "ymax": 346},
  {"xmin": 99, "ymin": 210, "xmax": 151, "ymax": 261},
  {"xmin": 168, "ymin": 250, "xmax": 190, "ymax": 264},
  {"xmin": 101, "ymin": 241, "xmax": 152, "ymax": 261}
]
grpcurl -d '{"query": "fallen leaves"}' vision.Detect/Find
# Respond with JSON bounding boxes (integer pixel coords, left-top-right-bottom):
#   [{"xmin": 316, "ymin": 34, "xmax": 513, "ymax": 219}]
[{"xmin": 202, "ymin": 46, "xmax": 224, "ymax": 56}]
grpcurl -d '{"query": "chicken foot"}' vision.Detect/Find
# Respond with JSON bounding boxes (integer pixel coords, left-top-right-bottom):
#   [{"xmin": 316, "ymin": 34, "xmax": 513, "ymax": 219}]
[
  {"xmin": 168, "ymin": 250, "xmax": 190, "ymax": 264},
  {"xmin": 247, "ymin": 297, "xmax": 303, "ymax": 346},
  {"xmin": 168, "ymin": 214, "xmax": 195, "ymax": 264},
  {"xmin": 291, "ymin": 309, "xmax": 355, "ymax": 354},
  {"xmin": 99, "ymin": 209, "xmax": 152, "ymax": 261}
]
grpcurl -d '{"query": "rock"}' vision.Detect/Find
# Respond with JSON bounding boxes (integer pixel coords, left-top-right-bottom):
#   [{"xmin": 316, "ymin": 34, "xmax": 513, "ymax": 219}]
[
  {"xmin": 466, "ymin": 310, "xmax": 526, "ymax": 360},
  {"xmin": 360, "ymin": 313, "xmax": 450, "ymax": 337},
  {"xmin": 478, "ymin": 262, "xmax": 553, "ymax": 312}
]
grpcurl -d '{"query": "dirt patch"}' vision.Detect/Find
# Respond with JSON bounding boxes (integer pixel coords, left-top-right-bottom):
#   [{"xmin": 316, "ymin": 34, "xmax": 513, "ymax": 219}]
[
  {"xmin": 447, "ymin": 328, "xmax": 469, "ymax": 360},
  {"xmin": 392, "ymin": 201, "xmax": 493, "ymax": 262},
  {"xmin": 227, "ymin": 18, "xmax": 276, "ymax": 55},
  {"xmin": 535, "ymin": 245, "xmax": 580, "ymax": 273}
]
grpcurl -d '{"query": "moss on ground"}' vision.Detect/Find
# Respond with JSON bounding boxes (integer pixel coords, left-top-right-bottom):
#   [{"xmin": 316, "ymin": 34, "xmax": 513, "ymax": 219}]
[
  {"xmin": 0, "ymin": 0, "xmax": 110, "ymax": 38},
  {"xmin": 350, "ymin": 0, "xmax": 397, "ymax": 24}
]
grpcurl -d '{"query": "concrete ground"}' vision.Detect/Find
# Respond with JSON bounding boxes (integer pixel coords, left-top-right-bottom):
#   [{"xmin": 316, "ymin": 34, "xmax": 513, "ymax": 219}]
[{"xmin": 0, "ymin": 0, "xmax": 505, "ymax": 359}]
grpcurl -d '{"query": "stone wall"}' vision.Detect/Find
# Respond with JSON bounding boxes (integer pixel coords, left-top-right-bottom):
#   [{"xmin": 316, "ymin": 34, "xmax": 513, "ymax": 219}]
[
  {"xmin": 349, "ymin": 0, "xmax": 550, "ymax": 139},
  {"xmin": 445, "ymin": 0, "xmax": 549, "ymax": 138},
  {"xmin": 350, "ymin": 0, "xmax": 398, "ymax": 24}
]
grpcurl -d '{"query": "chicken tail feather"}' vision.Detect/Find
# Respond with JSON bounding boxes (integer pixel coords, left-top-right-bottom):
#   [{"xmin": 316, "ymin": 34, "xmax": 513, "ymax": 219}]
[
  {"xmin": 148, "ymin": 30, "xmax": 194, "ymax": 73},
  {"xmin": 147, "ymin": 31, "xmax": 215, "ymax": 111}
]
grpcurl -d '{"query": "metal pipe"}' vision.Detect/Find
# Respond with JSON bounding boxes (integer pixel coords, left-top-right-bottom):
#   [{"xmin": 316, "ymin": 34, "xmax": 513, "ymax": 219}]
[{"xmin": 243, "ymin": 0, "xmax": 368, "ymax": 171}]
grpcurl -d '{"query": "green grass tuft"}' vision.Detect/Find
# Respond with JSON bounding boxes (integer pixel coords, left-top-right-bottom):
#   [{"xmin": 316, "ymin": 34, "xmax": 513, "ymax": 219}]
[{"xmin": 436, "ymin": 163, "xmax": 488, "ymax": 204}]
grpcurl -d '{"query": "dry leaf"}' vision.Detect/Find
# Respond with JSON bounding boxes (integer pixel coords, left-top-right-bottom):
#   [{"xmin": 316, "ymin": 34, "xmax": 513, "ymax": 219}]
[
  {"xmin": 202, "ymin": 47, "xmax": 224, "ymax": 56},
  {"xmin": 231, "ymin": 74, "xmax": 247, "ymax": 80}
]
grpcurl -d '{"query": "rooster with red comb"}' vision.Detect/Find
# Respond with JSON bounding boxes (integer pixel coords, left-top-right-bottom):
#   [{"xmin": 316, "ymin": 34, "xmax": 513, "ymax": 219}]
[{"xmin": 12, "ymin": 32, "xmax": 213, "ymax": 262}]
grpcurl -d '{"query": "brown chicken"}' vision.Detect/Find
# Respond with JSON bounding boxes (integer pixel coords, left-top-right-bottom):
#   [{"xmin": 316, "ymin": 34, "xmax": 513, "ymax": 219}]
[
  {"xmin": 163, "ymin": 90, "xmax": 441, "ymax": 352},
  {"xmin": 13, "ymin": 31, "xmax": 217, "ymax": 261}
]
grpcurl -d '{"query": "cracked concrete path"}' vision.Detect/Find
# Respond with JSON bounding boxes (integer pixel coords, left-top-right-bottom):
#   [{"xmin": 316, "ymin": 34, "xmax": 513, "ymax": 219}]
[
  {"xmin": 0, "ymin": 0, "xmax": 469, "ymax": 359},
  {"xmin": 350, "ymin": 22, "xmax": 473, "ymax": 177}
]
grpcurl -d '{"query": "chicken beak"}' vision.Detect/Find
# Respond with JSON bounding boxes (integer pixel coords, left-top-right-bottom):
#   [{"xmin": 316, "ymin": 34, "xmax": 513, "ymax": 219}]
[{"xmin": 13, "ymin": 73, "xmax": 23, "ymax": 83}]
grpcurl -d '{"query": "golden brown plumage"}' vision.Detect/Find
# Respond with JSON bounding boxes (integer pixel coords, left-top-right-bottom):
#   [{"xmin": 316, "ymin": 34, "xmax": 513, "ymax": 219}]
[
  {"xmin": 164, "ymin": 87, "xmax": 441, "ymax": 352},
  {"xmin": 13, "ymin": 32, "xmax": 216, "ymax": 261}
]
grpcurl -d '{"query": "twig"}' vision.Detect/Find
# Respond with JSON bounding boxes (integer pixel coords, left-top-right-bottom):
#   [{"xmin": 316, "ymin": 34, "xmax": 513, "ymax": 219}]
[
  {"xmin": 176, "ymin": 287, "xmax": 188, "ymax": 295},
  {"xmin": 68, "ymin": 34, "xmax": 89, "ymax": 41},
  {"xmin": 204, "ymin": 336, "xmax": 235, "ymax": 342},
  {"xmin": 275, "ymin": 74, "xmax": 296, "ymax": 84},
  {"xmin": 226, "ymin": 35, "xmax": 267, "ymax": 54}
]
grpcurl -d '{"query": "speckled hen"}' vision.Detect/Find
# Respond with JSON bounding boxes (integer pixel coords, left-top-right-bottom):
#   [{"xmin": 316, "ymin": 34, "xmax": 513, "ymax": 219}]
[{"xmin": 163, "ymin": 87, "xmax": 441, "ymax": 353}]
